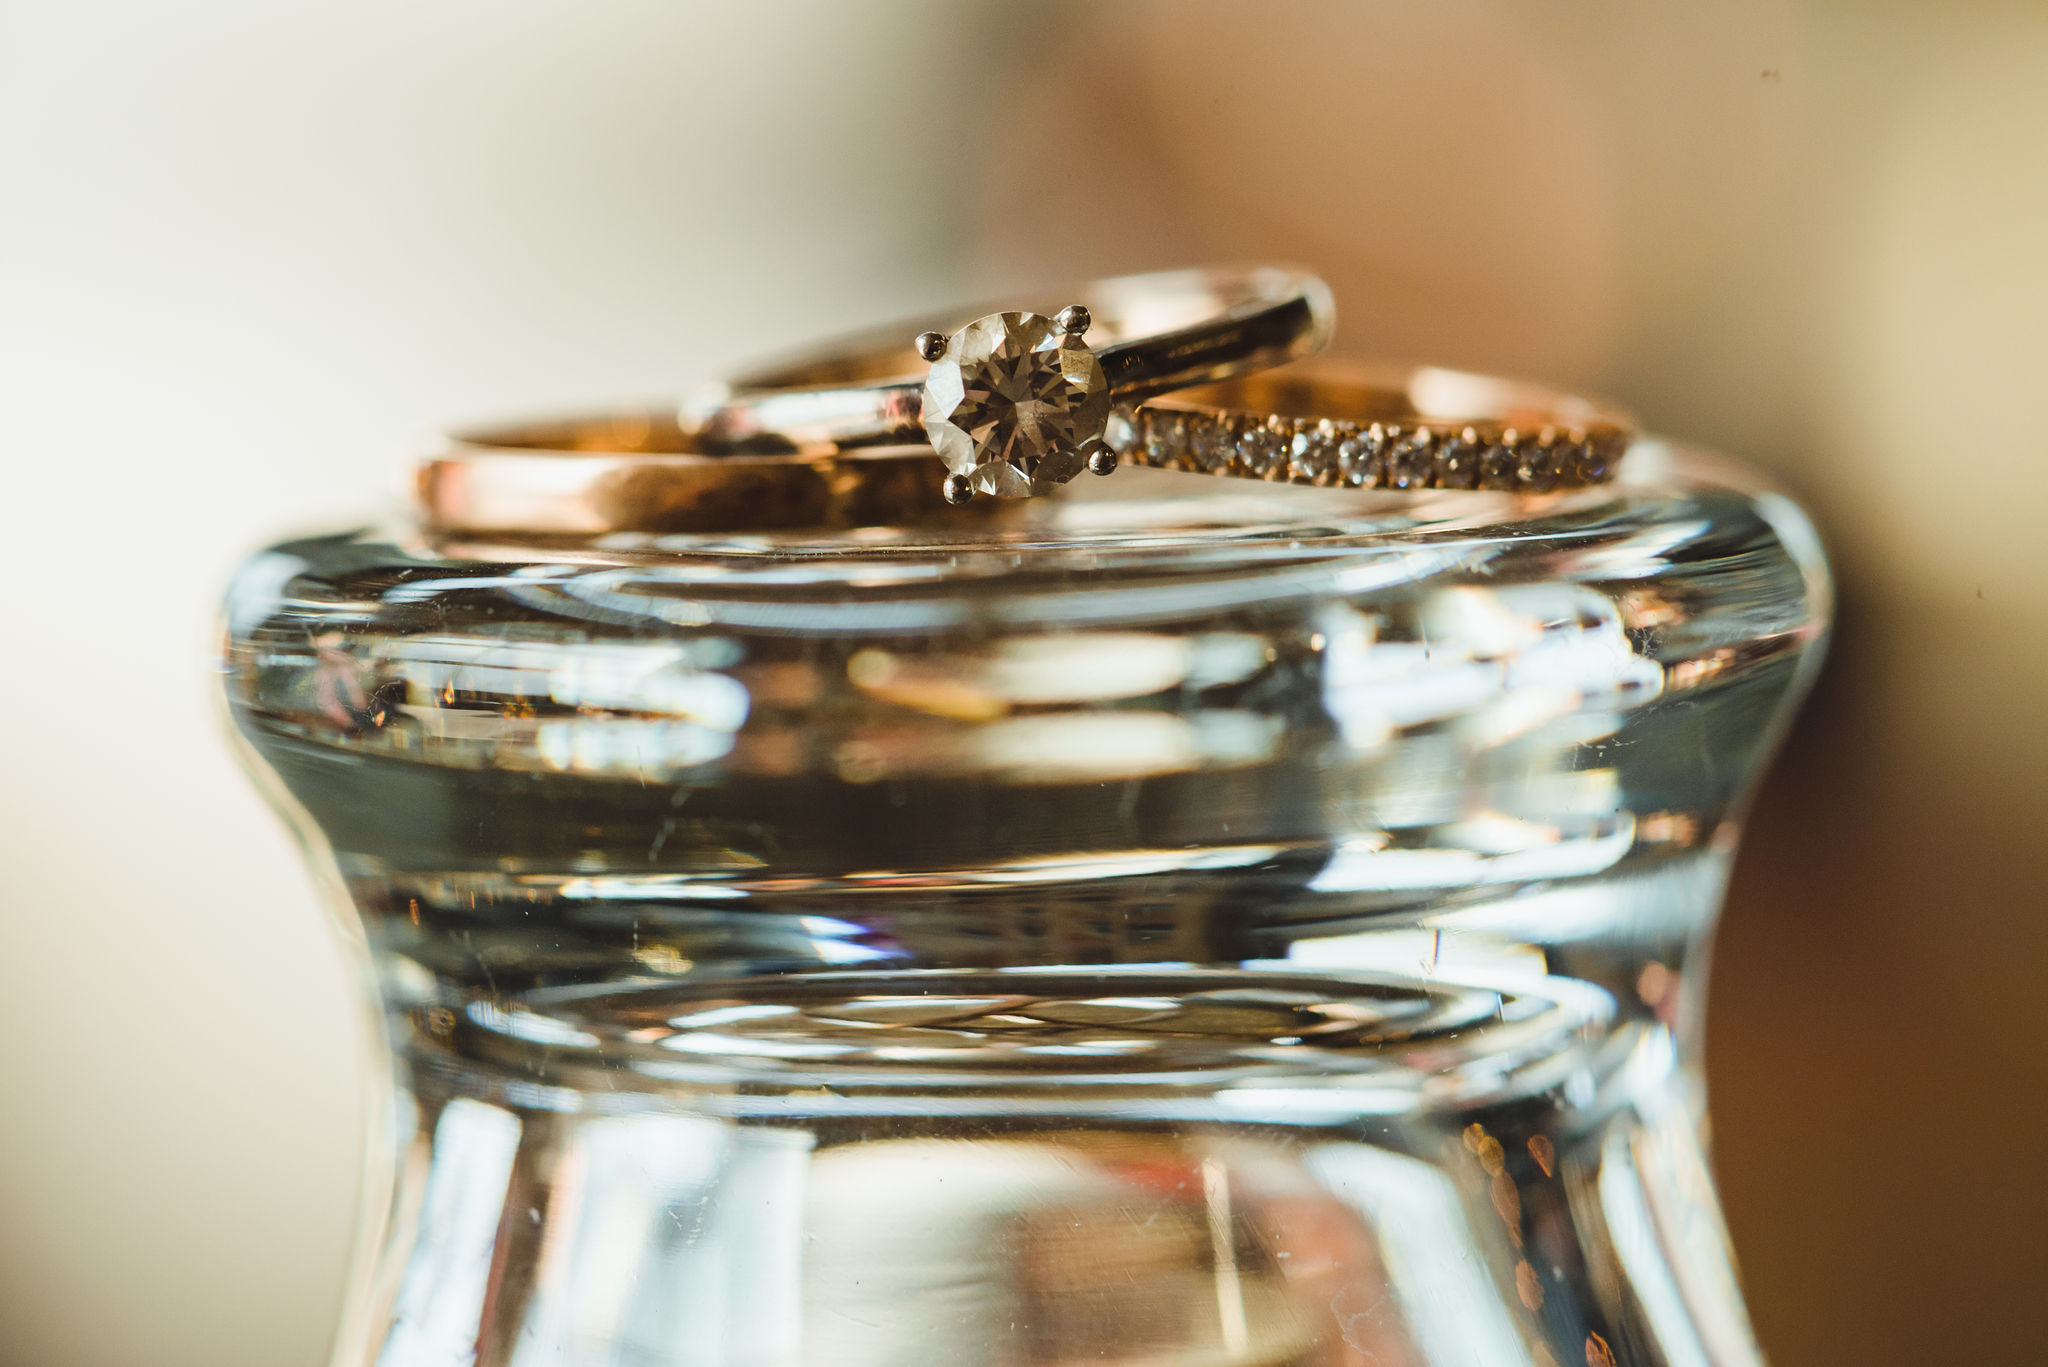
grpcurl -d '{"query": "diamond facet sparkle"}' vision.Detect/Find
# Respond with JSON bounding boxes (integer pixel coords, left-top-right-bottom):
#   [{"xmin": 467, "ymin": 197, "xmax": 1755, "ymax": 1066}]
[
  {"xmin": 920, "ymin": 312, "xmax": 1111, "ymax": 499},
  {"xmin": 1113, "ymin": 404, "xmax": 1625, "ymax": 494}
]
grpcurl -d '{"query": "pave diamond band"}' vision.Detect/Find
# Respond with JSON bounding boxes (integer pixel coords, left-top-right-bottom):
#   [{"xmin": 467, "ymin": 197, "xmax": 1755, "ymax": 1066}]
[
  {"xmin": 1121, "ymin": 365, "xmax": 1631, "ymax": 493},
  {"xmin": 416, "ymin": 362, "xmax": 1631, "ymax": 538}
]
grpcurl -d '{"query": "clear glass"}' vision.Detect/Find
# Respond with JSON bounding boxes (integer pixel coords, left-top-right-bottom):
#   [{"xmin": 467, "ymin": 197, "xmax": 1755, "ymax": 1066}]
[{"xmin": 223, "ymin": 449, "xmax": 1829, "ymax": 1367}]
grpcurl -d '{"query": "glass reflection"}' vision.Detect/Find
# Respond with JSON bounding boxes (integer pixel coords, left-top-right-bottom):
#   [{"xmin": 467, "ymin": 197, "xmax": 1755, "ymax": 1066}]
[{"xmin": 226, "ymin": 458, "xmax": 1829, "ymax": 1365}]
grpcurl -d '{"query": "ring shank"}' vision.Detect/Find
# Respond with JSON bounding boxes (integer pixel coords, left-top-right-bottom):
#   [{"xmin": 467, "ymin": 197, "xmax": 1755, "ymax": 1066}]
[
  {"xmin": 420, "ymin": 412, "xmax": 963, "ymax": 536},
  {"xmin": 684, "ymin": 265, "xmax": 1334, "ymax": 454},
  {"xmin": 1160, "ymin": 365, "xmax": 1619, "ymax": 431}
]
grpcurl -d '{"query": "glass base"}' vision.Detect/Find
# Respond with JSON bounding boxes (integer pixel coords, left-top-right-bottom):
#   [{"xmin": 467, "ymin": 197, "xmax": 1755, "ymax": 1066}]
[{"xmin": 376, "ymin": 1027, "xmax": 1755, "ymax": 1367}]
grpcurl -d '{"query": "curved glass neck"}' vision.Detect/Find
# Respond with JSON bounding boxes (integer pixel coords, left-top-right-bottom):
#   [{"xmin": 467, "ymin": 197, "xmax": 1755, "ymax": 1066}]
[{"xmin": 226, "ymin": 447, "xmax": 1828, "ymax": 1367}]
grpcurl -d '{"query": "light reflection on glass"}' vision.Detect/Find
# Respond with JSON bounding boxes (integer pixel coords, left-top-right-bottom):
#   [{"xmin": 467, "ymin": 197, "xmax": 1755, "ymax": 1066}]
[
  {"xmin": 226, "ymin": 458, "xmax": 1828, "ymax": 1366},
  {"xmin": 376, "ymin": 1099, "xmax": 521, "ymax": 1367}
]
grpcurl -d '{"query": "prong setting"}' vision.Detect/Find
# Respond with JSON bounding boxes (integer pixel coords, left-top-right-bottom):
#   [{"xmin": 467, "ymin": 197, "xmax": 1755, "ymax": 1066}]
[
  {"xmin": 1055, "ymin": 304, "xmax": 1091, "ymax": 336},
  {"xmin": 1082, "ymin": 440, "xmax": 1118, "ymax": 477},
  {"xmin": 915, "ymin": 330, "xmax": 949, "ymax": 362},
  {"xmin": 941, "ymin": 473, "xmax": 973, "ymax": 506},
  {"xmin": 920, "ymin": 311, "xmax": 1112, "ymax": 499}
]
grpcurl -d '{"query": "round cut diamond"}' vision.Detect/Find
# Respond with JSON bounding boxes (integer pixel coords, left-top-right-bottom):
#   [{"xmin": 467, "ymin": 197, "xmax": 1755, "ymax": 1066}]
[
  {"xmin": 1386, "ymin": 430, "xmax": 1437, "ymax": 489},
  {"xmin": 921, "ymin": 312, "xmax": 1111, "ymax": 498},
  {"xmin": 1190, "ymin": 420, "xmax": 1236, "ymax": 472},
  {"xmin": 1237, "ymin": 423, "xmax": 1284, "ymax": 475},
  {"xmin": 1522, "ymin": 438, "xmax": 1568, "ymax": 491},
  {"xmin": 1481, "ymin": 442, "xmax": 1522, "ymax": 489},
  {"xmin": 1437, "ymin": 432, "xmax": 1482, "ymax": 488}
]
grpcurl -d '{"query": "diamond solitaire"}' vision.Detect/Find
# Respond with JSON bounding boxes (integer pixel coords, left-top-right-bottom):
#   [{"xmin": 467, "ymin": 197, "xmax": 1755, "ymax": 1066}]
[
  {"xmin": 917, "ymin": 306, "xmax": 1116, "ymax": 503},
  {"xmin": 683, "ymin": 267, "xmax": 1339, "ymax": 502}
]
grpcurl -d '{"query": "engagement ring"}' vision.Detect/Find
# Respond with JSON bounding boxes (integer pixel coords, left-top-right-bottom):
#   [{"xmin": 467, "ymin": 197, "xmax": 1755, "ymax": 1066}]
[{"xmin": 684, "ymin": 265, "xmax": 1334, "ymax": 502}]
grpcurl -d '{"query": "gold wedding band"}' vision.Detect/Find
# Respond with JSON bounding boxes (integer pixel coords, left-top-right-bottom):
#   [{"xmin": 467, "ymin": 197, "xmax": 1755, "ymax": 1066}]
[{"xmin": 417, "ymin": 361, "xmax": 1632, "ymax": 536}]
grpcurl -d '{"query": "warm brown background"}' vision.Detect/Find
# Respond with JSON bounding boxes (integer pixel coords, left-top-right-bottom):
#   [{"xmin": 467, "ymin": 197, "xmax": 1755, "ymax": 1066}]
[{"xmin": 2, "ymin": 3, "xmax": 2042, "ymax": 1364}]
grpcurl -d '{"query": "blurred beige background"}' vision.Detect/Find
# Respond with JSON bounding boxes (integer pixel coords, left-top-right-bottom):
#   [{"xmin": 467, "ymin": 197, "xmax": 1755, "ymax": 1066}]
[{"xmin": 1, "ymin": 2, "xmax": 2042, "ymax": 1364}]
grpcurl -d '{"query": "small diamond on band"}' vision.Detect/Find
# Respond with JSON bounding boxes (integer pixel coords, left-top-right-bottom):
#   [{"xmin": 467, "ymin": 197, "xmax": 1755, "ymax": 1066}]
[{"xmin": 1124, "ymin": 409, "xmax": 1626, "ymax": 493}]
